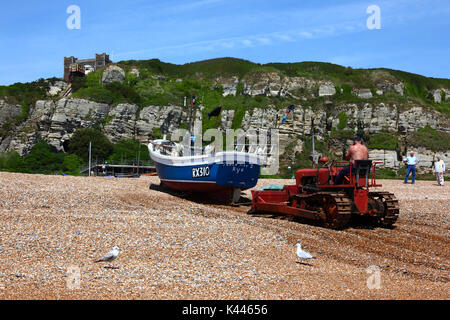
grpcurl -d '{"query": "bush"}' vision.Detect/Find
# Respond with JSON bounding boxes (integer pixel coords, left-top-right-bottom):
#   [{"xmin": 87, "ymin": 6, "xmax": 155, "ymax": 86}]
[
  {"xmin": 21, "ymin": 140, "xmax": 65, "ymax": 174},
  {"xmin": 71, "ymin": 76, "xmax": 87, "ymax": 93},
  {"xmin": 67, "ymin": 128, "xmax": 114, "ymax": 162},
  {"xmin": 408, "ymin": 125, "xmax": 450, "ymax": 152},
  {"xmin": 74, "ymin": 86, "xmax": 114, "ymax": 104},
  {"xmin": 105, "ymin": 82, "xmax": 141, "ymax": 105},
  {"xmin": 0, "ymin": 151, "xmax": 23, "ymax": 171},
  {"xmin": 63, "ymin": 154, "xmax": 84, "ymax": 175},
  {"xmin": 0, "ymin": 78, "xmax": 49, "ymax": 107},
  {"xmin": 330, "ymin": 128, "xmax": 354, "ymax": 140},
  {"xmin": 368, "ymin": 133, "xmax": 399, "ymax": 150},
  {"xmin": 337, "ymin": 112, "xmax": 349, "ymax": 130},
  {"xmin": 1, "ymin": 143, "xmax": 81, "ymax": 175},
  {"xmin": 108, "ymin": 139, "xmax": 150, "ymax": 164}
]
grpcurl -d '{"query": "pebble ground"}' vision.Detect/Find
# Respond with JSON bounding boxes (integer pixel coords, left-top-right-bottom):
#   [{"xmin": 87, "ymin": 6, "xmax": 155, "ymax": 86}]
[{"xmin": 0, "ymin": 173, "xmax": 448, "ymax": 299}]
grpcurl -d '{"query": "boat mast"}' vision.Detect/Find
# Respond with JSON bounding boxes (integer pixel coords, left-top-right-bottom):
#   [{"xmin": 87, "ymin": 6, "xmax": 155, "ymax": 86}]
[
  {"xmin": 312, "ymin": 119, "xmax": 316, "ymax": 169},
  {"xmin": 187, "ymin": 96, "xmax": 193, "ymax": 135},
  {"xmin": 88, "ymin": 141, "xmax": 92, "ymax": 177}
]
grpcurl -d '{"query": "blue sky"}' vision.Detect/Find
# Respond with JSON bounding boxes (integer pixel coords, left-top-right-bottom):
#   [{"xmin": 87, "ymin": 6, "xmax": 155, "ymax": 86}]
[{"xmin": 0, "ymin": 0, "xmax": 449, "ymax": 85}]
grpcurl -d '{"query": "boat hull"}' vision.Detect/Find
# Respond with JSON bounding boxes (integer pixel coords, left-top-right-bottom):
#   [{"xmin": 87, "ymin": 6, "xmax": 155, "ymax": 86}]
[
  {"xmin": 154, "ymin": 161, "xmax": 260, "ymax": 191},
  {"xmin": 148, "ymin": 141, "xmax": 264, "ymax": 201}
]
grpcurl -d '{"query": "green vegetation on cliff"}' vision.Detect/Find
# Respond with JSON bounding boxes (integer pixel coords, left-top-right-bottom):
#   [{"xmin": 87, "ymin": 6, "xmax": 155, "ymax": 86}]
[
  {"xmin": 368, "ymin": 133, "xmax": 399, "ymax": 150},
  {"xmin": 407, "ymin": 125, "xmax": 450, "ymax": 152},
  {"xmin": 68, "ymin": 58, "xmax": 450, "ymax": 115},
  {"xmin": 0, "ymin": 57, "xmax": 449, "ymax": 177}
]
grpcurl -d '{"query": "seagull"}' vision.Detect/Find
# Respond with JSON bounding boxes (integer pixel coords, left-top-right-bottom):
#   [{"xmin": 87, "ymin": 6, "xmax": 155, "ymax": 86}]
[
  {"xmin": 296, "ymin": 243, "xmax": 315, "ymax": 260},
  {"xmin": 95, "ymin": 246, "xmax": 120, "ymax": 266}
]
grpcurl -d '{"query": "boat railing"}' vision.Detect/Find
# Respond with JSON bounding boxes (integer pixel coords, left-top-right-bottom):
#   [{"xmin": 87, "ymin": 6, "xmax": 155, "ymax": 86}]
[
  {"xmin": 153, "ymin": 141, "xmax": 278, "ymax": 161},
  {"xmin": 234, "ymin": 144, "xmax": 278, "ymax": 155}
]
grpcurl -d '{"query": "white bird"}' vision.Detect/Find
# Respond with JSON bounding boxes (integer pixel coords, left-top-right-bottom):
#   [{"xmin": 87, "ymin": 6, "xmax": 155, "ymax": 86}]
[
  {"xmin": 95, "ymin": 246, "xmax": 120, "ymax": 264},
  {"xmin": 296, "ymin": 243, "xmax": 314, "ymax": 260}
]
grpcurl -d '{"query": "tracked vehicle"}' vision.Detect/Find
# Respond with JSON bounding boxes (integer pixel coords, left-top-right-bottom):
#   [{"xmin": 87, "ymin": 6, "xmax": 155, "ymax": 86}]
[{"xmin": 251, "ymin": 159, "xmax": 399, "ymax": 229}]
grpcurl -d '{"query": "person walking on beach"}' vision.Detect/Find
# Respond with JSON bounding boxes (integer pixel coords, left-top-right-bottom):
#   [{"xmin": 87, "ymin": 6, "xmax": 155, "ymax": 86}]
[
  {"xmin": 434, "ymin": 155, "xmax": 445, "ymax": 186},
  {"xmin": 403, "ymin": 151, "xmax": 419, "ymax": 184}
]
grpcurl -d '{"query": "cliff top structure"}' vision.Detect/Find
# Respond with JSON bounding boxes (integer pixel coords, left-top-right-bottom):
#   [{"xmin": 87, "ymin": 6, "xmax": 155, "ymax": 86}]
[{"xmin": 64, "ymin": 53, "xmax": 111, "ymax": 82}]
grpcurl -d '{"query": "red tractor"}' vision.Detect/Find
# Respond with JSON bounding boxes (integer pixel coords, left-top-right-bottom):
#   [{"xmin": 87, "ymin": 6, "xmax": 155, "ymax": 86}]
[{"xmin": 250, "ymin": 159, "xmax": 399, "ymax": 229}]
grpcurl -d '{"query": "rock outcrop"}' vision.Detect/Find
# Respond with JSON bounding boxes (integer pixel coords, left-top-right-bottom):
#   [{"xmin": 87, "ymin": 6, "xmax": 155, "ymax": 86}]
[
  {"xmin": 353, "ymin": 89, "xmax": 373, "ymax": 99},
  {"xmin": 0, "ymin": 100, "xmax": 22, "ymax": 127},
  {"xmin": 432, "ymin": 89, "xmax": 442, "ymax": 104},
  {"xmin": 136, "ymin": 105, "xmax": 184, "ymax": 140},
  {"xmin": 220, "ymin": 110, "xmax": 235, "ymax": 130},
  {"xmin": 213, "ymin": 73, "xmax": 319, "ymax": 98},
  {"xmin": 47, "ymin": 81, "xmax": 68, "ymax": 96},
  {"xmin": 214, "ymin": 76, "xmax": 239, "ymax": 97},
  {"xmin": 319, "ymin": 82, "xmax": 336, "ymax": 97},
  {"xmin": 376, "ymin": 82, "xmax": 404, "ymax": 95},
  {"xmin": 369, "ymin": 149, "xmax": 400, "ymax": 169},
  {"xmin": 103, "ymin": 104, "xmax": 139, "ymax": 143},
  {"xmin": 0, "ymin": 100, "xmax": 23, "ymax": 152},
  {"xmin": 101, "ymin": 65, "xmax": 125, "ymax": 85}
]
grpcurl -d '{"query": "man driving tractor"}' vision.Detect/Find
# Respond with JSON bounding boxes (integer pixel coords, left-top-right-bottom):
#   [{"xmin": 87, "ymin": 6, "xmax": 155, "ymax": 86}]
[{"xmin": 334, "ymin": 136, "xmax": 369, "ymax": 185}]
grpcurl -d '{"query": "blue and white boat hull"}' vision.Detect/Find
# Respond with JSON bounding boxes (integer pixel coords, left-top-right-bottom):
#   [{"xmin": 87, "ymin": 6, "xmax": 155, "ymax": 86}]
[{"xmin": 148, "ymin": 140, "xmax": 264, "ymax": 201}]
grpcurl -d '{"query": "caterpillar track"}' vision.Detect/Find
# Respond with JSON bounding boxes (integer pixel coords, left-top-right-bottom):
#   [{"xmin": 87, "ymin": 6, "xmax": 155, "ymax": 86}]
[
  {"xmin": 369, "ymin": 191, "xmax": 400, "ymax": 227},
  {"xmin": 292, "ymin": 192, "xmax": 353, "ymax": 229},
  {"xmin": 251, "ymin": 160, "xmax": 401, "ymax": 230}
]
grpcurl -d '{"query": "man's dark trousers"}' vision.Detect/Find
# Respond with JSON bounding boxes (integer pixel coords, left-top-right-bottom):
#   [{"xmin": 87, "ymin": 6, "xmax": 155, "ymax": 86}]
[
  {"xmin": 334, "ymin": 165, "xmax": 354, "ymax": 185},
  {"xmin": 404, "ymin": 165, "xmax": 416, "ymax": 184}
]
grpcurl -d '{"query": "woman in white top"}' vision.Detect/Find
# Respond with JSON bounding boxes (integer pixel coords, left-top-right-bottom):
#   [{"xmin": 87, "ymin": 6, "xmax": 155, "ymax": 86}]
[{"xmin": 434, "ymin": 155, "xmax": 446, "ymax": 186}]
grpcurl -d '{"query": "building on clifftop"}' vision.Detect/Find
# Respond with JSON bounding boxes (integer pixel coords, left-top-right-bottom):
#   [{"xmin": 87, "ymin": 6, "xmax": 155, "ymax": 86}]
[{"xmin": 64, "ymin": 53, "xmax": 112, "ymax": 82}]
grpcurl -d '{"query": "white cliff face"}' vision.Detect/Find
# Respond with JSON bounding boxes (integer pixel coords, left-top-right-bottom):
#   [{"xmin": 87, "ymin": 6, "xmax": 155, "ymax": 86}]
[
  {"xmin": 331, "ymin": 103, "xmax": 398, "ymax": 134},
  {"xmin": 213, "ymin": 76, "xmax": 239, "ymax": 97},
  {"xmin": 369, "ymin": 150, "xmax": 400, "ymax": 169},
  {"xmin": 319, "ymin": 82, "xmax": 336, "ymax": 97},
  {"xmin": 397, "ymin": 106, "xmax": 446, "ymax": 133},
  {"xmin": 353, "ymin": 89, "xmax": 373, "ymax": 99},
  {"xmin": 0, "ymin": 99, "xmax": 111, "ymax": 154},
  {"xmin": 217, "ymin": 72, "xmax": 319, "ymax": 98},
  {"xmin": 367, "ymin": 149, "xmax": 448, "ymax": 172},
  {"xmin": 136, "ymin": 105, "xmax": 184, "ymax": 140},
  {"xmin": 0, "ymin": 100, "xmax": 22, "ymax": 127},
  {"xmin": 0, "ymin": 100, "xmax": 24, "ymax": 153},
  {"xmin": 408, "ymin": 148, "xmax": 449, "ymax": 170},
  {"xmin": 376, "ymin": 81, "xmax": 404, "ymax": 95},
  {"xmin": 103, "ymin": 103, "xmax": 139, "ymax": 143},
  {"xmin": 3, "ymin": 99, "xmax": 448, "ymax": 156},
  {"xmin": 47, "ymin": 99, "xmax": 111, "ymax": 151}
]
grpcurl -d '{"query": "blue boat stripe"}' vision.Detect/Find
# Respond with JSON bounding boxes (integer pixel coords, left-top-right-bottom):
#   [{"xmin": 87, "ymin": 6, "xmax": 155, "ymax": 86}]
[{"xmin": 161, "ymin": 179, "xmax": 216, "ymax": 184}]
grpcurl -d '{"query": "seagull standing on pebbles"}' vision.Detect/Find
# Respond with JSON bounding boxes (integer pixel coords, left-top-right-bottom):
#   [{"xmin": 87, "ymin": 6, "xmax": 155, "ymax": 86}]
[
  {"xmin": 296, "ymin": 243, "xmax": 315, "ymax": 260},
  {"xmin": 95, "ymin": 246, "xmax": 120, "ymax": 267}
]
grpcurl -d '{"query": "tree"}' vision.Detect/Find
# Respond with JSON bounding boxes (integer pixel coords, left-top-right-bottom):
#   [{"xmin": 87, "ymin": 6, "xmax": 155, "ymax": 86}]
[
  {"xmin": 67, "ymin": 128, "xmax": 113, "ymax": 162},
  {"xmin": 22, "ymin": 140, "xmax": 65, "ymax": 173},
  {"xmin": 63, "ymin": 154, "xmax": 84, "ymax": 175},
  {"xmin": 0, "ymin": 151, "xmax": 24, "ymax": 171},
  {"xmin": 108, "ymin": 139, "xmax": 150, "ymax": 163}
]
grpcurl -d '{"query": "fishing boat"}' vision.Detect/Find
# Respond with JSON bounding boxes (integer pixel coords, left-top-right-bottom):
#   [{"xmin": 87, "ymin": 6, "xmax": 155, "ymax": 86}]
[{"xmin": 148, "ymin": 139, "xmax": 266, "ymax": 203}]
